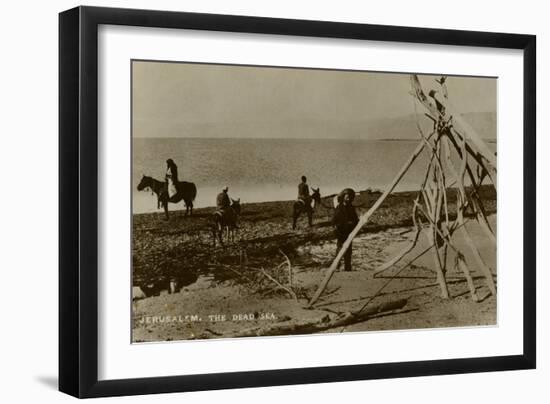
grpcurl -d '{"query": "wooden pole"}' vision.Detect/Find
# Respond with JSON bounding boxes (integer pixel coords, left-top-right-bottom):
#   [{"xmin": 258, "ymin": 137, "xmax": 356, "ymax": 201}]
[
  {"xmin": 456, "ymin": 253, "xmax": 479, "ymax": 302},
  {"xmin": 424, "ymin": 154, "xmax": 450, "ymax": 299},
  {"xmin": 444, "ymin": 132, "xmax": 497, "ymax": 246},
  {"xmin": 457, "ymin": 219, "xmax": 497, "ymax": 295},
  {"xmin": 428, "ymin": 228, "xmax": 450, "ymax": 298},
  {"xmin": 220, "ymin": 299, "xmax": 408, "ymax": 338},
  {"xmin": 431, "ymin": 91, "xmax": 497, "ymax": 170},
  {"xmin": 411, "ymin": 74, "xmax": 497, "ymax": 188},
  {"xmin": 444, "ymin": 134, "xmax": 497, "ymax": 296}
]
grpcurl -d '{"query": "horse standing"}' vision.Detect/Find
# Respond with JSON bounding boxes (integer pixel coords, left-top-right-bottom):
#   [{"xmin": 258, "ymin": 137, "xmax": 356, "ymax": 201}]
[
  {"xmin": 292, "ymin": 187, "xmax": 321, "ymax": 229},
  {"xmin": 137, "ymin": 175, "xmax": 197, "ymax": 220},
  {"xmin": 212, "ymin": 198, "xmax": 241, "ymax": 246}
]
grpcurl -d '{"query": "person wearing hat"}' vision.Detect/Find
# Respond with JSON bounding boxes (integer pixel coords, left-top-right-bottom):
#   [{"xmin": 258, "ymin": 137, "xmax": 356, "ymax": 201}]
[
  {"xmin": 332, "ymin": 188, "xmax": 359, "ymax": 271},
  {"xmin": 165, "ymin": 158, "xmax": 179, "ymax": 198},
  {"xmin": 217, "ymin": 186, "xmax": 231, "ymax": 210},
  {"xmin": 216, "ymin": 186, "xmax": 236, "ymax": 224}
]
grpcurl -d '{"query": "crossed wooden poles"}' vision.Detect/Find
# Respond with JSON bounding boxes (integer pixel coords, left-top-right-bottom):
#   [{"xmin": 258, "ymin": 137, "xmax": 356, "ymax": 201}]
[{"xmin": 308, "ymin": 75, "xmax": 497, "ymax": 307}]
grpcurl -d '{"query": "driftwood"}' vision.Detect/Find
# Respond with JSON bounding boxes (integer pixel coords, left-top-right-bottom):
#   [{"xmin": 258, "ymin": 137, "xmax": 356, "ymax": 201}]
[
  {"xmin": 414, "ymin": 76, "xmax": 496, "ymax": 298},
  {"xmin": 411, "ymin": 75, "xmax": 497, "ymax": 187},
  {"xmin": 307, "ymin": 74, "xmax": 496, "ymax": 306},
  {"xmin": 455, "ymin": 253, "xmax": 479, "ymax": 302},
  {"xmin": 279, "ymin": 248, "xmax": 293, "ymax": 288},
  {"xmin": 217, "ymin": 299, "xmax": 408, "ymax": 338},
  {"xmin": 256, "ymin": 266, "xmax": 298, "ymax": 301},
  {"xmin": 442, "ymin": 134, "xmax": 497, "ymax": 295}
]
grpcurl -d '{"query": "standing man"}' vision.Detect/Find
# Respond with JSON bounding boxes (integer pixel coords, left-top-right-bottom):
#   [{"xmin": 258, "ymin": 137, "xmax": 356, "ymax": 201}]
[
  {"xmin": 332, "ymin": 188, "xmax": 359, "ymax": 271},
  {"xmin": 297, "ymin": 175, "xmax": 310, "ymax": 205}
]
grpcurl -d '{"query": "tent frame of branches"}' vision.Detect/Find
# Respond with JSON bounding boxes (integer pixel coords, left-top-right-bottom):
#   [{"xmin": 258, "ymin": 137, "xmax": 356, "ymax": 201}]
[{"xmin": 307, "ymin": 74, "xmax": 497, "ymax": 308}]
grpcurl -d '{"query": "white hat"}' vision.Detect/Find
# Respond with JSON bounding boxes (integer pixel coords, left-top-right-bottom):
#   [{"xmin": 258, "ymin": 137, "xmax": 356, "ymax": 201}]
[{"xmin": 223, "ymin": 186, "xmax": 229, "ymax": 191}]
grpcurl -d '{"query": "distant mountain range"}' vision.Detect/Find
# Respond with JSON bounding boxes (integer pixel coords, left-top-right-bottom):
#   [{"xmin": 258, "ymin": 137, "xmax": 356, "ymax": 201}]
[
  {"xmin": 350, "ymin": 111, "xmax": 497, "ymax": 141},
  {"xmin": 136, "ymin": 111, "xmax": 497, "ymax": 141}
]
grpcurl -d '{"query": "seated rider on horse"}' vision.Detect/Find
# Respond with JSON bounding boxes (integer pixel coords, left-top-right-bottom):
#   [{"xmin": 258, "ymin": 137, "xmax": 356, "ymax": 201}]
[
  {"xmin": 216, "ymin": 186, "xmax": 237, "ymax": 225},
  {"xmin": 165, "ymin": 158, "xmax": 179, "ymax": 199},
  {"xmin": 297, "ymin": 175, "xmax": 311, "ymax": 206}
]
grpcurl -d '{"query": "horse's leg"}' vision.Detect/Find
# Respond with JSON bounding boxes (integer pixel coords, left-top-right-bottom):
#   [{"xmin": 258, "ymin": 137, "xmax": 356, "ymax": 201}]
[
  {"xmin": 292, "ymin": 206, "xmax": 297, "ymax": 229},
  {"xmin": 308, "ymin": 208, "xmax": 313, "ymax": 227},
  {"xmin": 163, "ymin": 201, "xmax": 169, "ymax": 220},
  {"xmin": 219, "ymin": 226, "xmax": 225, "ymax": 246},
  {"xmin": 216, "ymin": 221, "xmax": 224, "ymax": 246}
]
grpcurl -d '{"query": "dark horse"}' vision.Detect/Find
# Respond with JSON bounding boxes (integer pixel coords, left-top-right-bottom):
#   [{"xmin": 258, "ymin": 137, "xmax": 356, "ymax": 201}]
[
  {"xmin": 292, "ymin": 187, "xmax": 321, "ymax": 229},
  {"xmin": 212, "ymin": 198, "xmax": 241, "ymax": 246},
  {"xmin": 137, "ymin": 175, "xmax": 197, "ymax": 220}
]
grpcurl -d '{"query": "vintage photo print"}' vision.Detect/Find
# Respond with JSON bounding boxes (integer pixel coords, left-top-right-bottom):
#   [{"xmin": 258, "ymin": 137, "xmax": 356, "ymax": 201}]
[{"xmin": 131, "ymin": 60, "xmax": 497, "ymax": 343}]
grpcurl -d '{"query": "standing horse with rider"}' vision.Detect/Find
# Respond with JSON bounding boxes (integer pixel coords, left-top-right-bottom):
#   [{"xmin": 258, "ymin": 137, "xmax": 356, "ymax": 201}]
[
  {"xmin": 136, "ymin": 158, "xmax": 197, "ymax": 220},
  {"xmin": 292, "ymin": 175, "xmax": 321, "ymax": 229},
  {"xmin": 212, "ymin": 186, "xmax": 241, "ymax": 246}
]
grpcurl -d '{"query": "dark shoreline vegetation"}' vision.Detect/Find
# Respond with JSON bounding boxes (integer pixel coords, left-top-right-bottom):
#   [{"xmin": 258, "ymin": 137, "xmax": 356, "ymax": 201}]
[{"xmin": 132, "ymin": 185, "xmax": 496, "ymax": 296}]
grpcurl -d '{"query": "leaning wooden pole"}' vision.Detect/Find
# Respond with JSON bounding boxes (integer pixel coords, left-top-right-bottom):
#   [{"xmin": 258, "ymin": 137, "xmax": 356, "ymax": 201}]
[
  {"xmin": 307, "ymin": 136, "xmax": 431, "ymax": 307},
  {"xmin": 456, "ymin": 253, "xmax": 479, "ymax": 302},
  {"xmin": 444, "ymin": 133, "xmax": 497, "ymax": 296},
  {"xmin": 219, "ymin": 299, "xmax": 408, "ymax": 338},
  {"xmin": 443, "ymin": 130, "xmax": 497, "ymax": 246},
  {"xmin": 412, "ymin": 75, "xmax": 497, "ymax": 189},
  {"xmin": 430, "ymin": 91, "xmax": 497, "ymax": 174}
]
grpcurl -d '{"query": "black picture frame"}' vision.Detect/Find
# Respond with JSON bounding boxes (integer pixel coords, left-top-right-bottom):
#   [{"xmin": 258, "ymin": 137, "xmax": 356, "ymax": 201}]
[{"xmin": 59, "ymin": 5, "xmax": 536, "ymax": 398}]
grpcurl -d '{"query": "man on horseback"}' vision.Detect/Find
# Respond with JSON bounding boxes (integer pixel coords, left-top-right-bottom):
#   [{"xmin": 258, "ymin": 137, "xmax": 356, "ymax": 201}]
[
  {"xmin": 216, "ymin": 186, "xmax": 237, "ymax": 225},
  {"xmin": 297, "ymin": 175, "xmax": 311, "ymax": 206},
  {"xmin": 212, "ymin": 186, "xmax": 240, "ymax": 245},
  {"xmin": 293, "ymin": 176, "xmax": 320, "ymax": 229},
  {"xmin": 165, "ymin": 158, "xmax": 179, "ymax": 199}
]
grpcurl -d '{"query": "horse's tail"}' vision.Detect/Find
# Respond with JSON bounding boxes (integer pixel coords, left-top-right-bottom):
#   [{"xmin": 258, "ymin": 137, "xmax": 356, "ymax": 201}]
[{"xmin": 190, "ymin": 182, "xmax": 197, "ymax": 202}]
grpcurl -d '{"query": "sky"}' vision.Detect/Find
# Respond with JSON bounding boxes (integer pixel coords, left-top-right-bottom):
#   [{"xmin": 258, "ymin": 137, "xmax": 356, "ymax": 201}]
[{"xmin": 132, "ymin": 60, "xmax": 496, "ymax": 139}]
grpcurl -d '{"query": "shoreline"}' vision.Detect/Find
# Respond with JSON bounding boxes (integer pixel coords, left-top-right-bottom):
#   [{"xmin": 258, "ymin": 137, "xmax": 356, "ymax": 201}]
[
  {"xmin": 132, "ymin": 183, "xmax": 414, "ymax": 214},
  {"xmin": 132, "ymin": 185, "xmax": 495, "ymax": 217}
]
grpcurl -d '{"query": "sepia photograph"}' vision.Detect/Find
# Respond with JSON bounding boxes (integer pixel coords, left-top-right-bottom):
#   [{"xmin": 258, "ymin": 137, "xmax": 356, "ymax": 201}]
[{"xmin": 131, "ymin": 60, "xmax": 497, "ymax": 343}]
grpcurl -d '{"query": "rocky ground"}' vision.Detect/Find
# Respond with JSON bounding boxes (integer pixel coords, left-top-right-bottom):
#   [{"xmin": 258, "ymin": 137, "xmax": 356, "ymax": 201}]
[{"xmin": 132, "ymin": 186, "xmax": 497, "ymax": 342}]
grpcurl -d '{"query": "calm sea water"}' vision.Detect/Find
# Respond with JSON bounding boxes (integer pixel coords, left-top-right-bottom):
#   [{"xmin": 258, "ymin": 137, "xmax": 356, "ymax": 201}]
[{"xmin": 132, "ymin": 138, "xmax": 496, "ymax": 214}]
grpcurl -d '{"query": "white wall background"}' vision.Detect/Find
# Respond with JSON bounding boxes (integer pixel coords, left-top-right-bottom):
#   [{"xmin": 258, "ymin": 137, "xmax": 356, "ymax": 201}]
[{"xmin": 0, "ymin": 0, "xmax": 545, "ymax": 402}]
